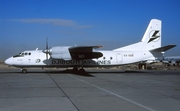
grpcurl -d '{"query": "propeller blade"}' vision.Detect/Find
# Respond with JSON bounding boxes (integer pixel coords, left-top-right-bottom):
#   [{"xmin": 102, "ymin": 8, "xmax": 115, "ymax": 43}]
[
  {"xmin": 42, "ymin": 37, "xmax": 49, "ymax": 60},
  {"xmin": 46, "ymin": 52, "xmax": 48, "ymax": 60},
  {"xmin": 46, "ymin": 37, "xmax": 48, "ymax": 50},
  {"xmin": 46, "ymin": 37, "xmax": 48, "ymax": 59}
]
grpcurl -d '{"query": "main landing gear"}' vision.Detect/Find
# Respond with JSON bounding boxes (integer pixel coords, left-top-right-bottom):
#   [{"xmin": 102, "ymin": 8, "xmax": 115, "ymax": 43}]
[
  {"xmin": 72, "ymin": 60, "xmax": 86, "ymax": 74},
  {"xmin": 72, "ymin": 67, "xmax": 86, "ymax": 74},
  {"xmin": 21, "ymin": 68, "xmax": 27, "ymax": 73}
]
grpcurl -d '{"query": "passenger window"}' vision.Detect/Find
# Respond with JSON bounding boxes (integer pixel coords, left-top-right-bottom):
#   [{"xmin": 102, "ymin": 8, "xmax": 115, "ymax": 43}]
[
  {"xmin": 25, "ymin": 53, "xmax": 28, "ymax": 55},
  {"xmin": 103, "ymin": 57, "xmax": 106, "ymax": 59},
  {"xmin": 110, "ymin": 57, "xmax": 113, "ymax": 60},
  {"xmin": 29, "ymin": 53, "xmax": 31, "ymax": 55}
]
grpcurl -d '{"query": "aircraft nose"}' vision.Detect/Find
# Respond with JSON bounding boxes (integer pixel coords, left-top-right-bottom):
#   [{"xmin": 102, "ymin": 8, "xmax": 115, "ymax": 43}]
[{"xmin": 5, "ymin": 57, "xmax": 13, "ymax": 65}]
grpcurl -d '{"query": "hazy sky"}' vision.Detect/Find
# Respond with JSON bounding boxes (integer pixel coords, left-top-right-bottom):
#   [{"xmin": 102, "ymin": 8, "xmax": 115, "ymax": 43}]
[{"xmin": 0, "ymin": 0, "xmax": 180, "ymax": 59}]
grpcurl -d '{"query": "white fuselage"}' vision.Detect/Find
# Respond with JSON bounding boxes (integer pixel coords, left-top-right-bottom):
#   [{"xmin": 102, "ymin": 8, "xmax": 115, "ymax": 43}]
[
  {"xmin": 5, "ymin": 19, "xmax": 171, "ymax": 69},
  {"xmin": 5, "ymin": 49, "xmax": 156, "ymax": 68}
]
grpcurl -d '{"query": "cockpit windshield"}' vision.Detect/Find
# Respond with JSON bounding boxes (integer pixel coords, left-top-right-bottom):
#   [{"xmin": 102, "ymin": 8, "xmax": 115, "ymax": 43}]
[{"xmin": 13, "ymin": 52, "xmax": 31, "ymax": 58}]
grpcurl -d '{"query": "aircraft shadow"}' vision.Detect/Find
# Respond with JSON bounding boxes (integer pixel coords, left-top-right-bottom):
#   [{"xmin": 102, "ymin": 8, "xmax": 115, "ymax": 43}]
[
  {"xmin": 0, "ymin": 69, "xmax": 150, "ymax": 77},
  {"xmin": 86, "ymin": 70, "xmax": 149, "ymax": 74},
  {"xmin": 46, "ymin": 69, "xmax": 95, "ymax": 77},
  {"xmin": 3, "ymin": 69, "xmax": 179, "ymax": 76},
  {"xmin": 0, "ymin": 69, "xmax": 95, "ymax": 77}
]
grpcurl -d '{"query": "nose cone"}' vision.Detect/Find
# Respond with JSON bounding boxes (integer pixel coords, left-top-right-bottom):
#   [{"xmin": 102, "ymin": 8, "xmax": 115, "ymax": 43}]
[{"xmin": 5, "ymin": 57, "xmax": 13, "ymax": 65}]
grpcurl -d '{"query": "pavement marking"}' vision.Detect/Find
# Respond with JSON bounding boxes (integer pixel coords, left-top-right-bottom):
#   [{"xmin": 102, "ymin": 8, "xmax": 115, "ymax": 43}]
[
  {"xmin": 48, "ymin": 74, "xmax": 80, "ymax": 111},
  {"xmin": 69, "ymin": 74, "xmax": 155, "ymax": 111}
]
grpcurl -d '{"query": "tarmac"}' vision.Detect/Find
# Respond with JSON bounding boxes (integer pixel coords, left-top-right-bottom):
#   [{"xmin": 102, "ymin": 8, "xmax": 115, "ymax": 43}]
[{"xmin": 0, "ymin": 68, "xmax": 180, "ymax": 111}]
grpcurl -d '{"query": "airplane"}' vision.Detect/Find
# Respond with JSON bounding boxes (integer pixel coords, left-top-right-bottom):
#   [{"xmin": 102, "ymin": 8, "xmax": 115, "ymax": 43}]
[
  {"xmin": 5, "ymin": 19, "xmax": 176, "ymax": 73},
  {"xmin": 162, "ymin": 56, "xmax": 180, "ymax": 66}
]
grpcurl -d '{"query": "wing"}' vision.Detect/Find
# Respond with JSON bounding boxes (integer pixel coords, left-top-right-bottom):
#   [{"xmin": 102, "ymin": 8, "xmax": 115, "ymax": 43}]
[
  {"xmin": 69, "ymin": 46, "xmax": 103, "ymax": 60},
  {"xmin": 150, "ymin": 45, "xmax": 176, "ymax": 52}
]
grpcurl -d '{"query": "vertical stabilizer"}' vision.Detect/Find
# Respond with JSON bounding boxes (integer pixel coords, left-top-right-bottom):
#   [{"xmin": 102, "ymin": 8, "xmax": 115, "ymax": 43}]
[
  {"xmin": 113, "ymin": 19, "xmax": 162, "ymax": 51},
  {"xmin": 141, "ymin": 19, "xmax": 161, "ymax": 50}
]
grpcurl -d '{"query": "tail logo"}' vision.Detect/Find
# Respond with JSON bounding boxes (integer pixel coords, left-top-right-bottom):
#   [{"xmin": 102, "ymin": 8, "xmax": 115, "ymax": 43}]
[{"xmin": 148, "ymin": 30, "xmax": 160, "ymax": 43}]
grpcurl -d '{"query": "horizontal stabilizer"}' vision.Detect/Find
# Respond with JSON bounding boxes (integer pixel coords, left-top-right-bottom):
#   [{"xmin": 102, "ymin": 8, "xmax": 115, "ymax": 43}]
[{"xmin": 150, "ymin": 45, "xmax": 176, "ymax": 52}]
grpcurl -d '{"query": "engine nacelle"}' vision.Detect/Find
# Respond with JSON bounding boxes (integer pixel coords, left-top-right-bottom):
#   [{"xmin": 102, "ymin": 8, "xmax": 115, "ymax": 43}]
[{"xmin": 50, "ymin": 46, "xmax": 72, "ymax": 60}]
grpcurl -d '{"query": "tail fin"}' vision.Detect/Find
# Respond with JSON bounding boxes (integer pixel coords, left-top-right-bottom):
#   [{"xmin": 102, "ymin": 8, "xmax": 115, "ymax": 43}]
[
  {"xmin": 113, "ymin": 19, "xmax": 162, "ymax": 51},
  {"xmin": 141, "ymin": 19, "xmax": 161, "ymax": 50}
]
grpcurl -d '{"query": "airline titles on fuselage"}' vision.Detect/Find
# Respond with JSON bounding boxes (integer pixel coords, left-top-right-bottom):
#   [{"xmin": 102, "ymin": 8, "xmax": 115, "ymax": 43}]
[{"xmin": 51, "ymin": 59, "xmax": 111, "ymax": 65}]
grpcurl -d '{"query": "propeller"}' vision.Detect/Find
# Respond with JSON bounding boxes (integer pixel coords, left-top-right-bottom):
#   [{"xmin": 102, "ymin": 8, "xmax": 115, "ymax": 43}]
[{"xmin": 42, "ymin": 38, "xmax": 50, "ymax": 59}]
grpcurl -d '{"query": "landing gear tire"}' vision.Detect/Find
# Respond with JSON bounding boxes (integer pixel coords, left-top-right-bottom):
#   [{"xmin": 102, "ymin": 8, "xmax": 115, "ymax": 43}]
[
  {"xmin": 72, "ymin": 67, "xmax": 78, "ymax": 73},
  {"xmin": 79, "ymin": 68, "xmax": 85, "ymax": 74},
  {"xmin": 22, "ymin": 69, "xmax": 27, "ymax": 73}
]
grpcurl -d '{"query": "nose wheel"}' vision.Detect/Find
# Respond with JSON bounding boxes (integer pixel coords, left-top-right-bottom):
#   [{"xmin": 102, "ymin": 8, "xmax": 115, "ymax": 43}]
[{"xmin": 21, "ymin": 69, "xmax": 27, "ymax": 73}]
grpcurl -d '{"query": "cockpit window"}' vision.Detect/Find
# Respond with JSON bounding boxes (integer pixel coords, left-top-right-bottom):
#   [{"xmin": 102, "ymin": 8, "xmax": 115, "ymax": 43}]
[
  {"xmin": 13, "ymin": 52, "xmax": 31, "ymax": 58},
  {"xmin": 13, "ymin": 53, "xmax": 24, "ymax": 58}
]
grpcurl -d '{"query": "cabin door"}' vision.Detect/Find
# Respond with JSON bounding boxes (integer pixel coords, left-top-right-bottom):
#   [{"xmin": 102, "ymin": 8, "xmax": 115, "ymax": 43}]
[{"xmin": 116, "ymin": 53, "xmax": 123, "ymax": 63}]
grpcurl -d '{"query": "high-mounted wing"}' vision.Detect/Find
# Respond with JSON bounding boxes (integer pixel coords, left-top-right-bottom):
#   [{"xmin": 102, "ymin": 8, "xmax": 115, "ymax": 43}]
[{"xmin": 69, "ymin": 46, "xmax": 103, "ymax": 60}]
